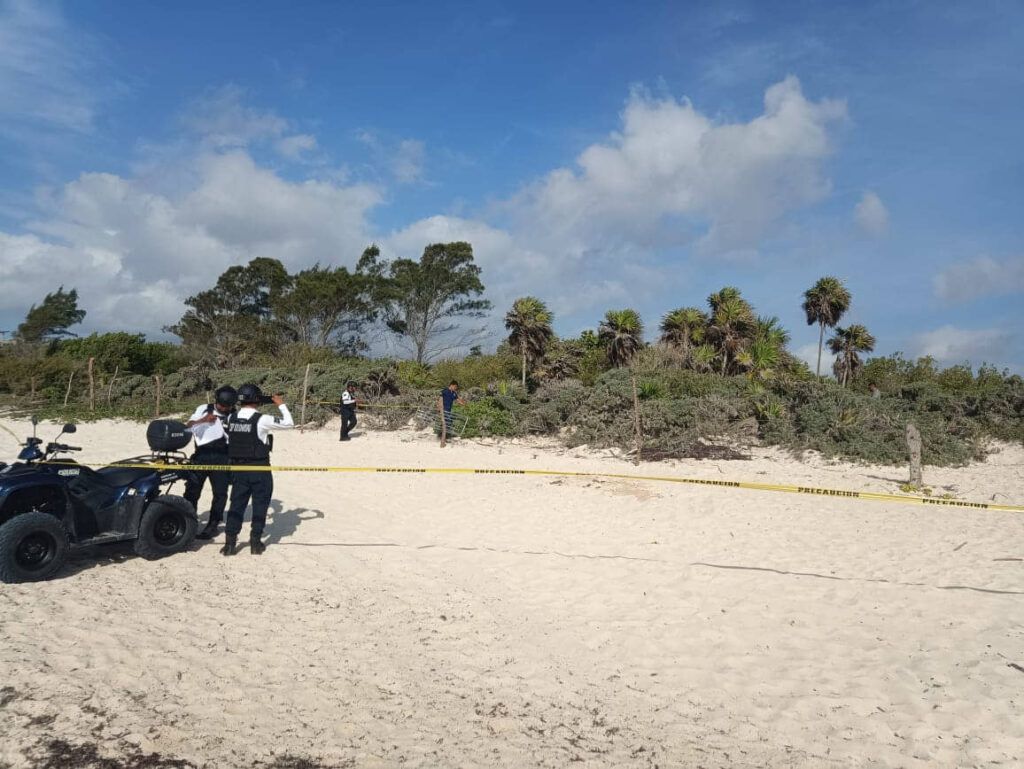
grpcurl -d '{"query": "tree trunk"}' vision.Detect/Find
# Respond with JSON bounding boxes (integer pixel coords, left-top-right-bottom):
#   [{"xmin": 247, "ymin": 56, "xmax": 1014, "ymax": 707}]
[
  {"xmin": 521, "ymin": 344, "xmax": 527, "ymax": 390},
  {"xmin": 816, "ymin": 321, "xmax": 824, "ymax": 377},
  {"xmin": 87, "ymin": 357, "xmax": 95, "ymax": 412}
]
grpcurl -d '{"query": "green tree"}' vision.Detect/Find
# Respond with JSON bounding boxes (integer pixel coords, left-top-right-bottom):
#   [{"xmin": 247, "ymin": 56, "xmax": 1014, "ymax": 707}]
[
  {"xmin": 505, "ymin": 296, "xmax": 554, "ymax": 388},
  {"xmin": 16, "ymin": 286, "xmax": 86, "ymax": 342},
  {"xmin": 706, "ymin": 289, "xmax": 755, "ymax": 375},
  {"xmin": 272, "ymin": 257, "xmax": 380, "ymax": 351},
  {"xmin": 52, "ymin": 332, "xmax": 184, "ymax": 375},
  {"xmin": 372, "ymin": 242, "xmax": 492, "ymax": 363},
  {"xmin": 168, "ymin": 257, "xmax": 291, "ymax": 366},
  {"xmin": 828, "ymin": 324, "xmax": 876, "ymax": 387},
  {"xmin": 659, "ymin": 307, "xmax": 707, "ymax": 364},
  {"xmin": 598, "ymin": 309, "xmax": 644, "ymax": 367},
  {"xmin": 802, "ymin": 276, "xmax": 851, "ymax": 377}
]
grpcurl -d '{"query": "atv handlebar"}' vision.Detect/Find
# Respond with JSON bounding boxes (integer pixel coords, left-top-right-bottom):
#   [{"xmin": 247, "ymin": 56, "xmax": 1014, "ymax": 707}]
[{"xmin": 48, "ymin": 443, "xmax": 81, "ymax": 453}]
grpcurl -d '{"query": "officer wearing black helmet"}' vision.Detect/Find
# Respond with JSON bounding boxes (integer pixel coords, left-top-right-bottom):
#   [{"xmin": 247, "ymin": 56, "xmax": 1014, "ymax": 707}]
[
  {"xmin": 222, "ymin": 383, "xmax": 294, "ymax": 555},
  {"xmin": 184, "ymin": 385, "xmax": 238, "ymax": 540}
]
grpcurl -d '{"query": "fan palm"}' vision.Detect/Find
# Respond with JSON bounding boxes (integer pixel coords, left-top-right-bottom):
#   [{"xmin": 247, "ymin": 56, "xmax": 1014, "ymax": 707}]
[
  {"xmin": 598, "ymin": 309, "xmax": 645, "ymax": 367},
  {"xmin": 659, "ymin": 307, "xmax": 707, "ymax": 365},
  {"xmin": 707, "ymin": 295, "xmax": 755, "ymax": 375},
  {"xmin": 802, "ymin": 276, "xmax": 851, "ymax": 377},
  {"xmin": 504, "ymin": 296, "xmax": 554, "ymax": 388},
  {"xmin": 828, "ymin": 324, "xmax": 876, "ymax": 387}
]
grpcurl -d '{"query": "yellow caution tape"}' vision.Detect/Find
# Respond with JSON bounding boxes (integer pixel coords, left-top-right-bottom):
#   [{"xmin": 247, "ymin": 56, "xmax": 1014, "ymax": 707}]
[{"xmin": 56, "ymin": 460, "xmax": 1024, "ymax": 513}]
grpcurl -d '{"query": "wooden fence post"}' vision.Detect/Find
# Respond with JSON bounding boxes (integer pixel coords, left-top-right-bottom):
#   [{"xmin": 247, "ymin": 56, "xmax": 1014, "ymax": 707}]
[
  {"xmin": 630, "ymin": 371, "xmax": 643, "ymax": 466},
  {"xmin": 299, "ymin": 363, "xmax": 312, "ymax": 431},
  {"xmin": 106, "ymin": 365, "xmax": 119, "ymax": 407},
  {"xmin": 87, "ymin": 357, "xmax": 95, "ymax": 412},
  {"xmin": 30, "ymin": 376, "xmax": 37, "ymax": 400},
  {"xmin": 439, "ymin": 397, "xmax": 447, "ymax": 448},
  {"xmin": 906, "ymin": 422, "xmax": 923, "ymax": 488},
  {"xmin": 154, "ymin": 375, "xmax": 162, "ymax": 418},
  {"xmin": 63, "ymin": 370, "xmax": 75, "ymax": 408}
]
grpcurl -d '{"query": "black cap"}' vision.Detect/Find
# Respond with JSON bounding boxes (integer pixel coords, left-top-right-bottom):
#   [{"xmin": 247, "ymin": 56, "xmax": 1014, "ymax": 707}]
[
  {"xmin": 236, "ymin": 383, "xmax": 264, "ymax": 404},
  {"xmin": 214, "ymin": 385, "xmax": 238, "ymax": 408}
]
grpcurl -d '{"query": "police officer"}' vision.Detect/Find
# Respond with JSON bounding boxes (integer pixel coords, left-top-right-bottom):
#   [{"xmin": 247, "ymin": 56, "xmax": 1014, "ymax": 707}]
[
  {"xmin": 184, "ymin": 385, "xmax": 237, "ymax": 540},
  {"xmin": 222, "ymin": 384, "xmax": 293, "ymax": 556},
  {"xmin": 339, "ymin": 380, "xmax": 361, "ymax": 441}
]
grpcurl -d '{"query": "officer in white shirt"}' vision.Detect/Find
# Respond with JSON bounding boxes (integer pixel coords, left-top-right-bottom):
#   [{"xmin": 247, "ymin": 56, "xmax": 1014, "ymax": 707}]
[
  {"xmin": 184, "ymin": 385, "xmax": 237, "ymax": 540},
  {"xmin": 339, "ymin": 380, "xmax": 361, "ymax": 441},
  {"xmin": 222, "ymin": 383, "xmax": 294, "ymax": 555}
]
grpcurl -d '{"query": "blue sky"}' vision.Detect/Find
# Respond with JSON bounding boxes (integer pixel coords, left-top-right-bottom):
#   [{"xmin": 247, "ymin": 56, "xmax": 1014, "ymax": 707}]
[{"xmin": 1, "ymin": 0, "xmax": 1022, "ymax": 369}]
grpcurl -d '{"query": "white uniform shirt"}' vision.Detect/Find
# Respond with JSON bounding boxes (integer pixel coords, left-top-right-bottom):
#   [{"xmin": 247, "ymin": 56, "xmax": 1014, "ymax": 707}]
[
  {"xmin": 234, "ymin": 404, "xmax": 295, "ymax": 444},
  {"xmin": 341, "ymin": 390, "xmax": 356, "ymax": 406},
  {"xmin": 188, "ymin": 404, "xmax": 231, "ymax": 447}
]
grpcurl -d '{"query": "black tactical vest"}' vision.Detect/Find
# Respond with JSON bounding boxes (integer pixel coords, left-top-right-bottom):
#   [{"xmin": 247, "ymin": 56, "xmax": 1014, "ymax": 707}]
[{"xmin": 227, "ymin": 412, "xmax": 270, "ymax": 462}]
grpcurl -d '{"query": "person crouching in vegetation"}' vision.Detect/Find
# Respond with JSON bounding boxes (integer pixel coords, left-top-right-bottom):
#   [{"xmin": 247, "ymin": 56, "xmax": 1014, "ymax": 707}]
[
  {"xmin": 184, "ymin": 385, "xmax": 237, "ymax": 541},
  {"xmin": 223, "ymin": 384, "xmax": 293, "ymax": 556}
]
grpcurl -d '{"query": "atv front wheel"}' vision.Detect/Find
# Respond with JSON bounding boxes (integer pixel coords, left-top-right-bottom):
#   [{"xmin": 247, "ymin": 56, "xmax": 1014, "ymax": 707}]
[
  {"xmin": 134, "ymin": 495, "xmax": 197, "ymax": 559},
  {"xmin": 0, "ymin": 512, "xmax": 69, "ymax": 583}
]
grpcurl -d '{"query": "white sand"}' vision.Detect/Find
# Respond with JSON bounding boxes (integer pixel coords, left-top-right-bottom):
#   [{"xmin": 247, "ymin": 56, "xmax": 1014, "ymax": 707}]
[{"xmin": 1, "ymin": 416, "xmax": 1022, "ymax": 768}]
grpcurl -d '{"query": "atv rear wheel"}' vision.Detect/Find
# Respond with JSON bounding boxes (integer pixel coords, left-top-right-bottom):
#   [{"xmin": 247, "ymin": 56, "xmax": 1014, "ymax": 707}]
[
  {"xmin": 134, "ymin": 495, "xmax": 197, "ymax": 559},
  {"xmin": 0, "ymin": 512, "xmax": 69, "ymax": 583}
]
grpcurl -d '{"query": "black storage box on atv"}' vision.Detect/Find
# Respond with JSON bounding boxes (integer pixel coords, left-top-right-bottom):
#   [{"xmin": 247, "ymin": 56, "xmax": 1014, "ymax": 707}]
[{"xmin": 147, "ymin": 420, "xmax": 191, "ymax": 452}]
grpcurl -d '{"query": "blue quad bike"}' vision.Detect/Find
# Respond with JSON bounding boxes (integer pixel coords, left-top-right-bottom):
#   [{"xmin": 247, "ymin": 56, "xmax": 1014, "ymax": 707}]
[{"xmin": 0, "ymin": 419, "xmax": 199, "ymax": 583}]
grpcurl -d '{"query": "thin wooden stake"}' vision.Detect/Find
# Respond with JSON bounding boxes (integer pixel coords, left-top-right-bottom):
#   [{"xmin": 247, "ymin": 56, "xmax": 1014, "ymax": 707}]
[
  {"xmin": 154, "ymin": 375, "xmax": 162, "ymax": 417},
  {"xmin": 630, "ymin": 371, "xmax": 643, "ymax": 466},
  {"xmin": 299, "ymin": 363, "xmax": 312, "ymax": 432},
  {"xmin": 63, "ymin": 370, "xmax": 75, "ymax": 408},
  {"xmin": 106, "ymin": 365, "xmax": 119, "ymax": 406},
  {"xmin": 87, "ymin": 357, "xmax": 95, "ymax": 412}
]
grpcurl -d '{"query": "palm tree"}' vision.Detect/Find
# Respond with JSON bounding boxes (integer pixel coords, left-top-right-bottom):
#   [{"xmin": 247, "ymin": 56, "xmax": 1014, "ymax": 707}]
[
  {"xmin": 802, "ymin": 276, "xmax": 851, "ymax": 377},
  {"xmin": 598, "ymin": 309, "xmax": 644, "ymax": 367},
  {"xmin": 504, "ymin": 296, "xmax": 554, "ymax": 388},
  {"xmin": 690, "ymin": 344, "xmax": 718, "ymax": 373},
  {"xmin": 659, "ymin": 307, "xmax": 707, "ymax": 364},
  {"xmin": 706, "ymin": 291, "xmax": 755, "ymax": 375},
  {"xmin": 828, "ymin": 324, "xmax": 876, "ymax": 387}
]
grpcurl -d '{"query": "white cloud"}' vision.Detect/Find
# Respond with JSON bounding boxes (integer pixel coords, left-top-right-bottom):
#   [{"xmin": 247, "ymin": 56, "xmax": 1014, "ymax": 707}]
[
  {"xmin": 793, "ymin": 342, "xmax": 823, "ymax": 371},
  {"xmin": 0, "ymin": 0, "xmax": 101, "ymax": 137},
  {"xmin": 392, "ymin": 139, "xmax": 426, "ymax": 184},
  {"xmin": 2, "ymin": 149, "xmax": 381, "ymax": 334},
  {"xmin": 933, "ymin": 255, "xmax": 1024, "ymax": 303},
  {"xmin": 854, "ymin": 190, "xmax": 888, "ymax": 235},
  {"xmin": 912, "ymin": 325, "xmax": 1011, "ymax": 364},
  {"xmin": 182, "ymin": 85, "xmax": 289, "ymax": 149},
  {"xmin": 275, "ymin": 133, "xmax": 317, "ymax": 160},
  {"xmin": 506, "ymin": 76, "xmax": 846, "ymax": 257}
]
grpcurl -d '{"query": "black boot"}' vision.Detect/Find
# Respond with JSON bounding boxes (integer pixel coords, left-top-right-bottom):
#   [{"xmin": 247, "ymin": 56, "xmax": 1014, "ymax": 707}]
[
  {"xmin": 196, "ymin": 519, "xmax": 221, "ymax": 540},
  {"xmin": 220, "ymin": 535, "xmax": 237, "ymax": 556},
  {"xmin": 250, "ymin": 534, "xmax": 266, "ymax": 555}
]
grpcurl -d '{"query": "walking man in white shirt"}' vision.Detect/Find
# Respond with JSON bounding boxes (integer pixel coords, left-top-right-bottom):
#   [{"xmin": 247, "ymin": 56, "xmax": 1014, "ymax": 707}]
[
  {"xmin": 184, "ymin": 385, "xmax": 237, "ymax": 540},
  {"xmin": 339, "ymin": 380, "xmax": 361, "ymax": 441},
  {"xmin": 222, "ymin": 384, "xmax": 294, "ymax": 556}
]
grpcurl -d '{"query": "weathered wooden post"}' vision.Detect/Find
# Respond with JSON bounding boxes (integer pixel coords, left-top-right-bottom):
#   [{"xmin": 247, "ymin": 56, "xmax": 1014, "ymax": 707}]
[
  {"xmin": 630, "ymin": 371, "xmax": 643, "ymax": 466},
  {"xmin": 906, "ymin": 422, "xmax": 923, "ymax": 488},
  {"xmin": 439, "ymin": 397, "xmax": 448, "ymax": 448},
  {"xmin": 106, "ymin": 365, "xmax": 118, "ymax": 407},
  {"xmin": 299, "ymin": 363, "xmax": 311, "ymax": 432},
  {"xmin": 87, "ymin": 357, "xmax": 95, "ymax": 412},
  {"xmin": 63, "ymin": 370, "xmax": 75, "ymax": 408},
  {"xmin": 154, "ymin": 375, "xmax": 162, "ymax": 417}
]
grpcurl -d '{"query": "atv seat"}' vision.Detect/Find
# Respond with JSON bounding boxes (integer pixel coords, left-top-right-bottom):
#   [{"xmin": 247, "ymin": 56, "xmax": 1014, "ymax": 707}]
[{"xmin": 96, "ymin": 465, "xmax": 154, "ymax": 488}]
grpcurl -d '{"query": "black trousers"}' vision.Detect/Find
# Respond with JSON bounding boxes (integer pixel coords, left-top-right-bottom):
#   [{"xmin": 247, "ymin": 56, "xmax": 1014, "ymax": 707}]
[
  {"xmin": 183, "ymin": 449, "xmax": 231, "ymax": 522},
  {"xmin": 340, "ymin": 406, "xmax": 357, "ymax": 438},
  {"xmin": 225, "ymin": 462, "xmax": 273, "ymax": 538}
]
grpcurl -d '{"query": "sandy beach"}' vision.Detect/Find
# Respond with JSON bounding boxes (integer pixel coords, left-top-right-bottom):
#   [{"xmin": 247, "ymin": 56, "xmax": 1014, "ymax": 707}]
[{"xmin": 1, "ymin": 416, "xmax": 1022, "ymax": 768}]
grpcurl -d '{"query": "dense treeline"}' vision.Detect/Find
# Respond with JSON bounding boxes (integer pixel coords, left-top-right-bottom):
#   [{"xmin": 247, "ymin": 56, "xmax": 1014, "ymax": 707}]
[{"xmin": 1, "ymin": 241, "xmax": 1021, "ymax": 467}]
